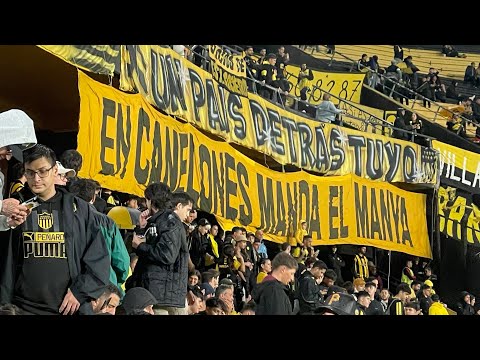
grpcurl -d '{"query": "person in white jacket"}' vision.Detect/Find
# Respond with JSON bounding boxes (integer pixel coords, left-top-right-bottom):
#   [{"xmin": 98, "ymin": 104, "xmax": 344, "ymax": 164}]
[
  {"xmin": 0, "ymin": 109, "xmax": 37, "ymax": 230},
  {"xmin": 315, "ymin": 93, "xmax": 344, "ymax": 123}
]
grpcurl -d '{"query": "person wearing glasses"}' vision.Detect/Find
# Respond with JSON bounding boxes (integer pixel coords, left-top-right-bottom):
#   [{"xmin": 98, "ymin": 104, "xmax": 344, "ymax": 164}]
[
  {"xmin": 53, "ymin": 161, "xmax": 76, "ymax": 187},
  {"xmin": 0, "ymin": 144, "xmax": 110, "ymax": 315}
]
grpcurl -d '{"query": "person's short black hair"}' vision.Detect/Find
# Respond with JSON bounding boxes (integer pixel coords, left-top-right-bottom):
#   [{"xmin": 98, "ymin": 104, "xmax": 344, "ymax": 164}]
[
  {"xmin": 259, "ymin": 257, "xmax": 270, "ymax": 268},
  {"xmin": 365, "ymin": 282, "xmax": 376, "ymax": 289},
  {"xmin": 137, "ymin": 197, "xmax": 147, "ymax": 208},
  {"xmin": 69, "ymin": 178, "xmax": 97, "ymax": 203},
  {"xmin": 240, "ymin": 301, "xmax": 256, "ymax": 313},
  {"xmin": 312, "ymin": 260, "xmax": 327, "ymax": 271},
  {"xmin": 206, "ymin": 297, "xmax": 222, "ymax": 309},
  {"xmin": 324, "ymin": 269, "xmax": 337, "ymax": 281},
  {"xmin": 405, "ymin": 300, "xmax": 420, "ymax": 311},
  {"xmin": 280, "ymin": 242, "xmax": 291, "ymax": 251},
  {"xmin": 59, "ymin": 149, "xmax": 83, "ymax": 173},
  {"xmin": 145, "ymin": 182, "xmax": 172, "ymax": 212},
  {"xmin": 396, "ymin": 283, "xmax": 412, "ymax": 295},
  {"xmin": 411, "ymin": 280, "xmax": 422, "ymax": 287},
  {"xmin": 231, "ymin": 226, "xmax": 242, "ymax": 234},
  {"xmin": 357, "ymin": 291, "xmax": 370, "ymax": 300},
  {"xmin": 189, "ymin": 270, "xmax": 202, "ymax": 281},
  {"xmin": 191, "ymin": 286, "xmax": 204, "ymax": 301},
  {"xmin": 431, "ymin": 294, "xmax": 440, "ymax": 302},
  {"xmin": 202, "ymin": 271, "xmax": 215, "ymax": 284},
  {"xmin": 303, "ymin": 234, "xmax": 312, "ymax": 241},
  {"xmin": 101, "ymin": 283, "xmax": 122, "ymax": 300},
  {"xmin": 171, "ymin": 191, "xmax": 194, "ymax": 209},
  {"xmin": 342, "ymin": 281, "xmax": 354, "ymax": 294},
  {"xmin": 24, "ymin": 144, "xmax": 56, "ymax": 167},
  {"xmin": 11, "ymin": 162, "xmax": 25, "ymax": 180},
  {"xmin": 305, "ymin": 257, "xmax": 317, "ymax": 268}
]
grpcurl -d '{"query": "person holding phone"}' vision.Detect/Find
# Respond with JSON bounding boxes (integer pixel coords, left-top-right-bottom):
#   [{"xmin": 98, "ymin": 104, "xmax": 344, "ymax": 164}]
[{"xmin": 0, "ymin": 144, "xmax": 110, "ymax": 314}]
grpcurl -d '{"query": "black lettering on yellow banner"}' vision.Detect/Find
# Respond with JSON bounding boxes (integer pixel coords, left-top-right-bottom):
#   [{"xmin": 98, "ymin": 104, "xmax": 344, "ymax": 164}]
[
  {"xmin": 119, "ymin": 45, "xmax": 438, "ymax": 185},
  {"xmin": 79, "ymin": 70, "xmax": 432, "ymax": 258},
  {"xmin": 434, "ymin": 140, "xmax": 480, "ymax": 195}
]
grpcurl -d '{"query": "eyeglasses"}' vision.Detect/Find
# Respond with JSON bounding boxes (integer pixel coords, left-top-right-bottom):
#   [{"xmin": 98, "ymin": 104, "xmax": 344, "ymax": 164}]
[{"xmin": 25, "ymin": 165, "xmax": 55, "ymax": 179}]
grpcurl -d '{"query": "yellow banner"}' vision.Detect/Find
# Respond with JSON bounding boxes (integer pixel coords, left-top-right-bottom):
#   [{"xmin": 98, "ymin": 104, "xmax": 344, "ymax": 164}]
[
  {"xmin": 338, "ymin": 102, "xmax": 387, "ymax": 134},
  {"xmin": 208, "ymin": 45, "xmax": 248, "ymax": 97},
  {"xmin": 38, "ymin": 45, "xmax": 119, "ymax": 76},
  {"xmin": 433, "ymin": 140, "xmax": 480, "ymax": 194},
  {"xmin": 285, "ymin": 65, "xmax": 366, "ymax": 103},
  {"xmin": 77, "ymin": 70, "xmax": 432, "ymax": 258},
  {"xmin": 119, "ymin": 45, "xmax": 438, "ymax": 185}
]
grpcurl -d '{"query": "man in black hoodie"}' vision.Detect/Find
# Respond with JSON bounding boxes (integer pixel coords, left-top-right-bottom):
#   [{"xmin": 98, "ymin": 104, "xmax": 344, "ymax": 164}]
[
  {"xmin": 392, "ymin": 108, "xmax": 411, "ymax": 141},
  {"xmin": 253, "ymin": 252, "xmax": 298, "ymax": 315},
  {"xmin": 0, "ymin": 144, "xmax": 110, "ymax": 314}
]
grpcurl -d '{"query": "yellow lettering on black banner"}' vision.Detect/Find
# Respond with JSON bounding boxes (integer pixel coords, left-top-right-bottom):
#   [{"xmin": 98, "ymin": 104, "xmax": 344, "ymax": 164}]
[{"xmin": 438, "ymin": 186, "xmax": 480, "ymax": 245}]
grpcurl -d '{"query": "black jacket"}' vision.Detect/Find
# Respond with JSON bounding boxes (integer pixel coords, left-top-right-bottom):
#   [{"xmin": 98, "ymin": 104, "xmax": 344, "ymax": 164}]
[
  {"xmin": 0, "ymin": 187, "xmax": 110, "ymax": 306},
  {"xmin": 253, "ymin": 278, "xmax": 293, "ymax": 315},
  {"xmin": 392, "ymin": 116, "xmax": 411, "ymax": 141},
  {"xmin": 128, "ymin": 209, "xmax": 189, "ymax": 308},
  {"xmin": 366, "ymin": 299, "xmax": 385, "ymax": 315},
  {"xmin": 326, "ymin": 252, "xmax": 345, "ymax": 285},
  {"xmin": 298, "ymin": 271, "xmax": 322, "ymax": 314},
  {"xmin": 189, "ymin": 229, "xmax": 210, "ymax": 271},
  {"xmin": 418, "ymin": 293, "xmax": 433, "ymax": 315},
  {"xmin": 454, "ymin": 291, "xmax": 475, "ymax": 315}
]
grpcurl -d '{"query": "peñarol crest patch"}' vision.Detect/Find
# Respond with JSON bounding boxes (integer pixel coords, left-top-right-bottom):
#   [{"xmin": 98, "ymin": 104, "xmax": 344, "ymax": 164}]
[{"xmin": 38, "ymin": 212, "xmax": 53, "ymax": 230}]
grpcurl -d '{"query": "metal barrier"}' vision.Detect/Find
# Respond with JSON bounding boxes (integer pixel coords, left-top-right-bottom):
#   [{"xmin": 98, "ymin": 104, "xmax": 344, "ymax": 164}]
[
  {"xmin": 183, "ymin": 45, "xmax": 435, "ymax": 144},
  {"xmin": 307, "ymin": 45, "xmax": 478, "ymax": 139}
]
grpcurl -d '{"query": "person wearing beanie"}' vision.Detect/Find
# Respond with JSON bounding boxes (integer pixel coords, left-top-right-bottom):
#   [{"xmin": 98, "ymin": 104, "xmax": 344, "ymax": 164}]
[{"xmin": 122, "ymin": 287, "xmax": 157, "ymax": 315}]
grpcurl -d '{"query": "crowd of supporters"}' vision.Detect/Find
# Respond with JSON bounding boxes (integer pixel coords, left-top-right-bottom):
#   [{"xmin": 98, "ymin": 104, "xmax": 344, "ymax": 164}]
[{"xmin": 1, "ymin": 44, "xmax": 479, "ymax": 315}]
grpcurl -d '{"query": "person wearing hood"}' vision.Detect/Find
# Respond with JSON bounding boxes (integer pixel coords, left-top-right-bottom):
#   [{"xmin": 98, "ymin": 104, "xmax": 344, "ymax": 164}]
[
  {"xmin": 292, "ymin": 220, "xmax": 308, "ymax": 247},
  {"xmin": 0, "ymin": 109, "xmax": 37, "ymax": 231},
  {"xmin": 392, "ymin": 108, "xmax": 411, "ymax": 141},
  {"xmin": 454, "ymin": 291, "xmax": 475, "ymax": 315},
  {"xmin": 253, "ymin": 252, "xmax": 298, "ymax": 315},
  {"xmin": 122, "ymin": 287, "xmax": 157, "ymax": 315}
]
